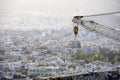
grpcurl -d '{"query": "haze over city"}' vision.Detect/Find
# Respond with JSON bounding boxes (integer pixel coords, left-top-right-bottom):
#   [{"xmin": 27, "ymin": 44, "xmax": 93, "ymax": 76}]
[{"xmin": 0, "ymin": 0, "xmax": 120, "ymax": 80}]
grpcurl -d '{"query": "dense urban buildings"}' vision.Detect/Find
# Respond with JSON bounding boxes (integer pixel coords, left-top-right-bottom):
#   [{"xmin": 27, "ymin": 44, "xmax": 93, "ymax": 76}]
[{"xmin": 0, "ymin": 16, "xmax": 120, "ymax": 79}]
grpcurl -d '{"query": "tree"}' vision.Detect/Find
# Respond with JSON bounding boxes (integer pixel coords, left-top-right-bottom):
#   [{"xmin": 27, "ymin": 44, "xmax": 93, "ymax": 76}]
[
  {"xmin": 114, "ymin": 55, "xmax": 120, "ymax": 63},
  {"xmin": 73, "ymin": 48, "xmax": 120, "ymax": 63},
  {"xmin": 91, "ymin": 56, "xmax": 95, "ymax": 62}
]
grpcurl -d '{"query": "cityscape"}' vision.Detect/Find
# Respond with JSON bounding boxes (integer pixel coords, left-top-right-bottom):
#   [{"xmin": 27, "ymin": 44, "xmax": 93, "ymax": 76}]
[
  {"xmin": 0, "ymin": 16, "xmax": 120, "ymax": 79},
  {"xmin": 0, "ymin": 0, "xmax": 120, "ymax": 80}
]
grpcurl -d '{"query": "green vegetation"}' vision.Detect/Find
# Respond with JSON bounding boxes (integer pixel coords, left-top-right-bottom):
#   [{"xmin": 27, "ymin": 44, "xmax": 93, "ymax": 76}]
[{"xmin": 73, "ymin": 48, "xmax": 120, "ymax": 63}]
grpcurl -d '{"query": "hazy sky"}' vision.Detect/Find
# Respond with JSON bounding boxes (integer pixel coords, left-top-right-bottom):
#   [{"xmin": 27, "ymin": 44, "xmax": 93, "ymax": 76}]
[{"xmin": 0, "ymin": 0, "xmax": 120, "ymax": 16}]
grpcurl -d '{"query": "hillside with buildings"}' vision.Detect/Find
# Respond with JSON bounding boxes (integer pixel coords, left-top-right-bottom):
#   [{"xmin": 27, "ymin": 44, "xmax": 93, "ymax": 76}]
[{"xmin": 0, "ymin": 16, "xmax": 120, "ymax": 79}]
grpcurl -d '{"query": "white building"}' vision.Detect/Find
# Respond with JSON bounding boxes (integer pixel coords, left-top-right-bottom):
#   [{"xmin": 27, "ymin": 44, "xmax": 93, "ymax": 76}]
[
  {"xmin": 85, "ymin": 63, "xmax": 96, "ymax": 72},
  {"xmin": 8, "ymin": 61, "xmax": 21, "ymax": 70},
  {"xmin": 10, "ymin": 51, "xmax": 21, "ymax": 59},
  {"xmin": 25, "ymin": 63, "xmax": 36, "ymax": 70},
  {"xmin": 28, "ymin": 66, "xmax": 58, "ymax": 76}
]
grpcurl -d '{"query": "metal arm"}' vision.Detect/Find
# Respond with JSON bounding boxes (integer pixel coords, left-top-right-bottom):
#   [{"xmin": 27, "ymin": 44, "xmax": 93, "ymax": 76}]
[
  {"xmin": 80, "ymin": 20, "xmax": 120, "ymax": 42},
  {"xmin": 73, "ymin": 11, "xmax": 120, "ymax": 19},
  {"xmin": 72, "ymin": 11, "xmax": 120, "ymax": 42}
]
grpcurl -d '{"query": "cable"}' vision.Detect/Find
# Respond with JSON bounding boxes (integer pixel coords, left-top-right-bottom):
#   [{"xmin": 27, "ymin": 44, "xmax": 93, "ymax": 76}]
[
  {"xmin": 81, "ymin": 20, "xmax": 120, "ymax": 42},
  {"xmin": 82, "ymin": 11, "xmax": 120, "ymax": 18}
]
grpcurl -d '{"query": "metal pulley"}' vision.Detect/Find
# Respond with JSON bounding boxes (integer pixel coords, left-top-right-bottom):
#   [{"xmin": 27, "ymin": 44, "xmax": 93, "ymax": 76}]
[
  {"xmin": 67, "ymin": 20, "xmax": 81, "ymax": 48},
  {"xmin": 73, "ymin": 26, "xmax": 78, "ymax": 37}
]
